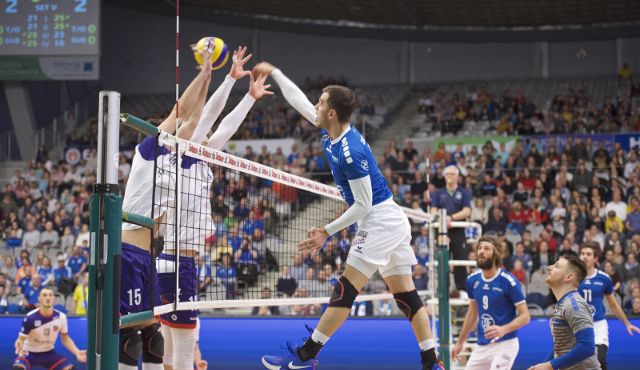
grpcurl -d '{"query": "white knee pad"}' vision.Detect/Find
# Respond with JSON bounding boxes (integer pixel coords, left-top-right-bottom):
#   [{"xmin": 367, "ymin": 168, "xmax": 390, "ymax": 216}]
[{"xmin": 168, "ymin": 326, "xmax": 197, "ymax": 370}]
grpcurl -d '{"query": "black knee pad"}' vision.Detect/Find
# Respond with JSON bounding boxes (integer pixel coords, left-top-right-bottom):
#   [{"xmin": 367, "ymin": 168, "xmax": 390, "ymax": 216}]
[
  {"xmin": 329, "ymin": 276, "xmax": 359, "ymax": 309},
  {"xmin": 394, "ymin": 289, "xmax": 424, "ymax": 321},
  {"xmin": 141, "ymin": 323, "xmax": 164, "ymax": 364},
  {"xmin": 119, "ymin": 327, "xmax": 142, "ymax": 366}
]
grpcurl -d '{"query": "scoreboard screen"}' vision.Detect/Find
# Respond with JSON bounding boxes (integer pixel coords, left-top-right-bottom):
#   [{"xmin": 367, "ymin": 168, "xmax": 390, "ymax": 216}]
[{"xmin": 0, "ymin": 0, "xmax": 99, "ymax": 55}]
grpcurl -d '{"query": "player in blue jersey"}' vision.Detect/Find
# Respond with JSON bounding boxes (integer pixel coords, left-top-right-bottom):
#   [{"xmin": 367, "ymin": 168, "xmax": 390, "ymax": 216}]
[
  {"xmin": 578, "ymin": 241, "xmax": 640, "ymax": 370},
  {"xmin": 254, "ymin": 62, "xmax": 443, "ymax": 370},
  {"xmin": 452, "ymin": 235, "xmax": 530, "ymax": 370}
]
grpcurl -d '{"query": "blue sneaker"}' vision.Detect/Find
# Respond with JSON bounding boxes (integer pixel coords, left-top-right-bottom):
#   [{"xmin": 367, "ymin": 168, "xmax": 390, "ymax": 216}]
[
  {"xmin": 261, "ymin": 343, "xmax": 318, "ymax": 370},
  {"xmin": 262, "ymin": 325, "xmax": 319, "ymax": 369},
  {"xmin": 428, "ymin": 360, "xmax": 445, "ymax": 370}
]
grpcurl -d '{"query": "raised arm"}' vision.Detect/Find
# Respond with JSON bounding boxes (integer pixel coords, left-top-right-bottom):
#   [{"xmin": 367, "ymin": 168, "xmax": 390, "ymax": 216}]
[
  {"xmin": 253, "ymin": 62, "xmax": 317, "ymax": 126},
  {"xmin": 207, "ymin": 73, "xmax": 273, "ymax": 150},
  {"xmin": 190, "ymin": 46, "xmax": 253, "ymax": 143}
]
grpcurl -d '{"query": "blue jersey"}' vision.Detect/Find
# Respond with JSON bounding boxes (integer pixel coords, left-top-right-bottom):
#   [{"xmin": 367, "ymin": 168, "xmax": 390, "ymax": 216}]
[
  {"xmin": 466, "ymin": 268, "xmax": 526, "ymax": 345},
  {"xmin": 322, "ymin": 126, "xmax": 391, "ymax": 206},
  {"xmin": 67, "ymin": 255, "xmax": 87, "ymax": 275},
  {"xmin": 431, "ymin": 186, "xmax": 472, "ymax": 216},
  {"xmin": 578, "ymin": 269, "xmax": 613, "ymax": 322}
]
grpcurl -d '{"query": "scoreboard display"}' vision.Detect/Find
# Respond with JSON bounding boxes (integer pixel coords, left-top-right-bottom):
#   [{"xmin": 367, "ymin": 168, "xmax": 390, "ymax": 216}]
[{"xmin": 0, "ymin": 0, "xmax": 99, "ymax": 55}]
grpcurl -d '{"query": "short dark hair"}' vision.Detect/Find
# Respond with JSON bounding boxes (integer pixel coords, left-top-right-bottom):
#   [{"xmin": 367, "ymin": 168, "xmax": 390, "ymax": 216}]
[
  {"xmin": 579, "ymin": 241, "xmax": 601, "ymax": 258},
  {"xmin": 562, "ymin": 254, "xmax": 587, "ymax": 285},
  {"xmin": 322, "ymin": 85, "xmax": 356, "ymax": 123}
]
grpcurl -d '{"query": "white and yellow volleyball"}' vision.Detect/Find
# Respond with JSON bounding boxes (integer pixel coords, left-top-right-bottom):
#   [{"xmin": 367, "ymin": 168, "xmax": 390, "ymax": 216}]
[{"xmin": 193, "ymin": 37, "xmax": 229, "ymax": 70}]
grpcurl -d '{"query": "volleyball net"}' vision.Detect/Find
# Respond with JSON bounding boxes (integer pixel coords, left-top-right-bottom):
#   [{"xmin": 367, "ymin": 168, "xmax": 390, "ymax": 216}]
[
  {"xmin": 118, "ymin": 110, "xmax": 481, "ymax": 316},
  {"xmin": 150, "ymin": 128, "xmax": 445, "ymax": 314},
  {"xmin": 89, "ymin": 90, "xmax": 481, "ymax": 369}
]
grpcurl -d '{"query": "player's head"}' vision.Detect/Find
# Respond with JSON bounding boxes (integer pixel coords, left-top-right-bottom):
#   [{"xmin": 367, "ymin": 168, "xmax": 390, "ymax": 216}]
[
  {"xmin": 38, "ymin": 288, "xmax": 55, "ymax": 309},
  {"xmin": 315, "ymin": 85, "xmax": 356, "ymax": 129},
  {"xmin": 545, "ymin": 254, "xmax": 587, "ymax": 288},
  {"xmin": 475, "ymin": 235, "xmax": 502, "ymax": 270},
  {"xmin": 579, "ymin": 241, "xmax": 600, "ymax": 269}
]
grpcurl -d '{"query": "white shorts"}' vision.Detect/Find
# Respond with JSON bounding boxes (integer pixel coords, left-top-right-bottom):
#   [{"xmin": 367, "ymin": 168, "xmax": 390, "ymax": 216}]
[
  {"xmin": 346, "ymin": 198, "xmax": 417, "ymax": 278},
  {"xmin": 465, "ymin": 338, "xmax": 519, "ymax": 370},
  {"xmin": 594, "ymin": 319, "xmax": 609, "ymax": 347}
]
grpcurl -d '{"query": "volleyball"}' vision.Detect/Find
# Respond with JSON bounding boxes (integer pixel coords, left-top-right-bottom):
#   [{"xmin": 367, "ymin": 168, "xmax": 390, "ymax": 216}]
[{"xmin": 193, "ymin": 36, "xmax": 229, "ymax": 70}]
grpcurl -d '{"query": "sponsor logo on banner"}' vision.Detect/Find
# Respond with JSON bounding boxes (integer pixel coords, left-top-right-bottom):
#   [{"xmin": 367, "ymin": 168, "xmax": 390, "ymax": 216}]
[{"xmin": 65, "ymin": 148, "xmax": 81, "ymax": 165}]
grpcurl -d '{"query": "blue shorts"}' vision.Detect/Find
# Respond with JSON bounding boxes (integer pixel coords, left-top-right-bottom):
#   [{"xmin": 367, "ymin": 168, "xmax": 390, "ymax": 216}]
[
  {"xmin": 158, "ymin": 253, "xmax": 198, "ymax": 328},
  {"xmin": 120, "ymin": 243, "xmax": 159, "ymax": 315},
  {"xmin": 14, "ymin": 349, "xmax": 71, "ymax": 370}
]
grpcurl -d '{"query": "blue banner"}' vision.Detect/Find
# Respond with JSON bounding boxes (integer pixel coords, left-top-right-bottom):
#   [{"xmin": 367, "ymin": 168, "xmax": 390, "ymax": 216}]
[
  {"xmin": 0, "ymin": 316, "xmax": 638, "ymax": 369},
  {"xmin": 523, "ymin": 134, "xmax": 615, "ymax": 153},
  {"xmin": 615, "ymin": 133, "xmax": 640, "ymax": 152}
]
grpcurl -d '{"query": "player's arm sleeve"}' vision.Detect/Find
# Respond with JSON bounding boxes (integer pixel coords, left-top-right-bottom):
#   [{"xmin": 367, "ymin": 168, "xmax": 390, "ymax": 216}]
[
  {"xmin": 549, "ymin": 301, "xmax": 596, "ymax": 369},
  {"xmin": 509, "ymin": 278, "xmax": 527, "ymax": 305},
  {"xmin": 190, "ymin": 75, "xmax": 237, "ymax": 144},
  {"xmin": 324, "ymin": 176, "xmax": 373, "ymax": 236},
  {"xmin": 604, "ymin": 275, "xmax": 614, "ymax": 295},
  {"xmin": 465, "ymin": 277, "xmax": 475, "ymax": 300},
  {"xmin": 207, "ymin": 94, "xmax": 256, "ymax": 150},
  {"xmin": 60, "ymin": 313, "xmax": 69, "ymax": 335},
  {"xmin": 19, "ymin": 317, "xmax": 31, "ymax": 336},
  {"xmin": 271, "ymin": 69, "xmax": 317, "ymax": 126}
]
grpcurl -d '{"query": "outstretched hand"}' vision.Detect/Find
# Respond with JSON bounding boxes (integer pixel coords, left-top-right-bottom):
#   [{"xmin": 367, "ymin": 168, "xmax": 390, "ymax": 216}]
[
  {"xmin": 297, "ymin": 227, "xmax": 329, "ymax": 254},
  {"xmin": 191, "ymin": 43, "xmax": 213, "ymax": 72},
  {"xmin": 248, "ymin": 73, "xmax": 274, "ymax": 100},
  {"xmin": 76, "ymin": 350, "xmax": 87, "ymax": 363},
  {"xmin": 252, "ymin": 62, "xmax": 277, "ymax": 78},
  {"xmin": 627, "ymin": 323, "xmax": 640, "ymax": 336},
  {"xmin": 229, "ymin": 46, "xmax": 252, "ymax": 80}
]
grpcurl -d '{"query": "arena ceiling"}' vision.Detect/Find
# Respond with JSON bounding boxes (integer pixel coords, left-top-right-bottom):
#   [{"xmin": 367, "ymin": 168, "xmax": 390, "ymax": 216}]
[
  {"xmin": 182, "ymin": 0, "xmax": 640, "ymax": 28},
  {"xmin": 107, "ymin": 0, "xmax": 640, "ymax": 42}
]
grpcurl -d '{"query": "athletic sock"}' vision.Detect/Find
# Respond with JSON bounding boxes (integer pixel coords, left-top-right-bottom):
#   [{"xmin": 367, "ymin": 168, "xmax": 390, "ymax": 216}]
[
  {"xmin": 311, "ymin": 329, "xmax": 331, "ymax": 345},
  {"xmin": 419, "ymin": 338, "xmax": 435, "ymax": 352},
  {"xmin": 420, "ymin": 348, "xmax": 438, "ymax": 368},
  {"xmin": 297, "ymin": 337, "xmax": 324, "ymax": 361},
  {"xmin": 141, "ymin": 363, "xmax": 164, "ymax": 370},
  {"xmin": 118, "ymin": 364, "xmax": 138, "ymax": 370}
]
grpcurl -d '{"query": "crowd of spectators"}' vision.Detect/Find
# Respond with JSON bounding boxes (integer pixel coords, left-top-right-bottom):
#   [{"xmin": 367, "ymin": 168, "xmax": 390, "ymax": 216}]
[
  {"xmin": 5, "ymin": 71, "xmax": 640, "ymax": 318},
  {"xmin": 0, "ymin": 149, "xmax": 94, "ymax": 314},
  {"xmin": 378, "ymin": 134, "xmax": 640, "ymax": 315},
  {"xmin": 418, "ymin": 76, "xmax": 640, "ymax": 136}
]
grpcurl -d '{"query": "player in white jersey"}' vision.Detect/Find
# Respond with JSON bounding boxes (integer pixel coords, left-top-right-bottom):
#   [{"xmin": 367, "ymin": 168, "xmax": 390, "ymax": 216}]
[
  {"xmin": 452, "ymin": 236, "xmax": 530, "ymax": 370},
  {"xmin": 255, "ymin": 62, "xmax": 443, "ymax": 370},
  {"xmin": 157, "ymin": 47, "xmax": 273, "ymax": 370},
  {"xmin": 578, "ymin": 242, "xmax": 640, "ymax": 370},
  {"xmin": 12, "ymin": 288, "xmax": 86, "ymax": 370},
  {"xmin": 118, "ymin": 44, "xmax": 217, "ymax": 370}
]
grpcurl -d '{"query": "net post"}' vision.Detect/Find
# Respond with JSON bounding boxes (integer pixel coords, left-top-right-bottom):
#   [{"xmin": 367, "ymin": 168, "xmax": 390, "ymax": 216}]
[
  {"xmin": 436, "ymin": 209, "xmax": 451, "ymax": 369},
  {"xmin": 88, "ymin": 91, "xmax": 122, "ymax": 370}
]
